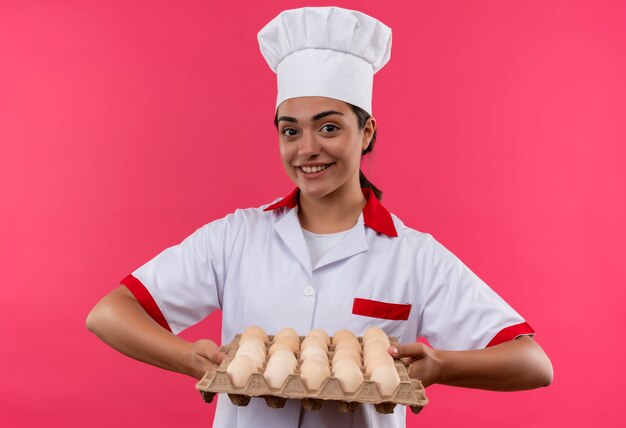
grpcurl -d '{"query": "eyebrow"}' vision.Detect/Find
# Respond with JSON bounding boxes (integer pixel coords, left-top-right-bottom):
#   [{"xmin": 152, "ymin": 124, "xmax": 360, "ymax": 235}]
[{"xmin": 277, "ymin": 110, "xmax": 344, "ymax": 124}]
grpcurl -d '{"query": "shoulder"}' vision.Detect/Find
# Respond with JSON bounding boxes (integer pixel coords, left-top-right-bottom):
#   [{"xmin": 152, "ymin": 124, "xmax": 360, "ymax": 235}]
[
  {"xmin": 387, "ymin": 213, "xmax": 435, "ymax": 246},
  {"xmin": 198, "ymin": 196, "xmax": 290, "ymax": 231}
]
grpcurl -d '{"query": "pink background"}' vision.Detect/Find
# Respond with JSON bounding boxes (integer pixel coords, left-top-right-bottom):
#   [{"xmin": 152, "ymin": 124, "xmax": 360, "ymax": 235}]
[{"xmin": 1, "ymin": 0, "xmax": 624, "ymax": 426}]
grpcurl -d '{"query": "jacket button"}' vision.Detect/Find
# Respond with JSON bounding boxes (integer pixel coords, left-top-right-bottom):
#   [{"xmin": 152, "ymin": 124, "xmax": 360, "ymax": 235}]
[{"xmin": 303, "ymin": 286, "xmax": 315, "ymax": 297}]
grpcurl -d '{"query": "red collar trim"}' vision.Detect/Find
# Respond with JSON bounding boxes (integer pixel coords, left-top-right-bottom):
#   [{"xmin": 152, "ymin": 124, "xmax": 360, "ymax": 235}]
[{"xmin": 264, "ymin": 188, "xmax": 398, "ymax": 237}]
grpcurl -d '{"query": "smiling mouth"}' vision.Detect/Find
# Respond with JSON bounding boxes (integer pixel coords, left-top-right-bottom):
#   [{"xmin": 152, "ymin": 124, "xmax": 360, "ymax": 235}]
[{"xmin": 299, "ymin": 164, "xmax": 333, "ymax": 174}]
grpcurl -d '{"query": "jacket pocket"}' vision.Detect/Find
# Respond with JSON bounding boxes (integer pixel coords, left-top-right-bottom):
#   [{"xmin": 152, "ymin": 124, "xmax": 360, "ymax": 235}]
[{"xmin": 352, "ymin": 298, "xmax": 412, "ymax": 321}]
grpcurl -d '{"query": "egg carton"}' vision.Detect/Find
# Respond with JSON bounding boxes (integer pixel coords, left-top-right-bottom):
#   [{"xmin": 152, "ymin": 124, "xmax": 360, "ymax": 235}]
[{"xmin": 196, "ymin": 334, "xmax": 428, "ymax": 414}]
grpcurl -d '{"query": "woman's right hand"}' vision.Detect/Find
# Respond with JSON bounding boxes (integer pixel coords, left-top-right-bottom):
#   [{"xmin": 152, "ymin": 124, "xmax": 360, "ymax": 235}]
[{"xmin": 185, "ymin": 339, "xmax": 228, "ymax": 379}]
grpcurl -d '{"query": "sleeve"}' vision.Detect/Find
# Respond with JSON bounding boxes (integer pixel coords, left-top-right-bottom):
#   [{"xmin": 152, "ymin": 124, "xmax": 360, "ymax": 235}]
[
  {"xmin": 121, "ymin": 214, "xmax": 237, "ymax": 335},
  {"xmin": 415, "ymin": 234, "xmax": 535, "ymax": 350}
]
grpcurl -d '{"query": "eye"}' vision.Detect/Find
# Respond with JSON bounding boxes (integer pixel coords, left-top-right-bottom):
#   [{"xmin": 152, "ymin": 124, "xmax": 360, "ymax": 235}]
[
  {"xmin": 320, "ymin": 124, "xmax": 339, "ymax": 133},
  {"xmin": 281, "ymin": 127, "xmax": 299, "ymax": 137}
]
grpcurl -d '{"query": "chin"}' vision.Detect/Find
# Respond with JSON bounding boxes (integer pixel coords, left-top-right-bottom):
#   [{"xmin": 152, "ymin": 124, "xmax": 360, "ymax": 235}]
[{"xmin": 298, "ymin": 184, "xmax": 334, "ymax": 200}]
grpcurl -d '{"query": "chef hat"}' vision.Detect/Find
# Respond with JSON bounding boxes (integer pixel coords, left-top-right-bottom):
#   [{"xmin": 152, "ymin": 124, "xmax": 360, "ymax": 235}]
[{"xmin": 258, "ymin": 6, "xmax": 392, "ymax": 115}]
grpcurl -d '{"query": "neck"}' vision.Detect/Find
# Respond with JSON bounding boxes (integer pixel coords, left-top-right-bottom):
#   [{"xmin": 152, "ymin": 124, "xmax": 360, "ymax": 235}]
[{"xmin": 298, "ymin": 180, "xmax": 367, "ymax": 234}]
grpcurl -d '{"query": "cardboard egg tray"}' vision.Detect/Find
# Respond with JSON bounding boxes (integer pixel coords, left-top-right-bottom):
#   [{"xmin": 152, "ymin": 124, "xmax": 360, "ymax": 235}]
[{"xmin": 196, "ymin": 334, "xmax": 428, "ymax": 414}]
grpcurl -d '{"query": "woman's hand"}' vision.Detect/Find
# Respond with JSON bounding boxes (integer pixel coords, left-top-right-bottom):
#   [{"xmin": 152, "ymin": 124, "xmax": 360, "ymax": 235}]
[
  {"xmin": 388, "ymin": 342, "xmax": 443, "ymax": 387},
  {"xmin": 185, "ymin": 339, "xmax": 227, "ymax": 379},
  {"xmin": 388, "ymin": 336, "xmax": 553, "ymax": 391}
]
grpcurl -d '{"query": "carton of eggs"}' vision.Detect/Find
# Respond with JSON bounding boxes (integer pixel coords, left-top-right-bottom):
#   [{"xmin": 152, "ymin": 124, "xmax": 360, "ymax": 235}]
[{"xmin": 197, "ymin": 326, "xmax": 428, "ymax": 415}]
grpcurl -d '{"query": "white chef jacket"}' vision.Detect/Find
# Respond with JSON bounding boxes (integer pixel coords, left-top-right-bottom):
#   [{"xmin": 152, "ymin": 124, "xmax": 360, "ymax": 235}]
[{"xmin": 122, "ymin": 188, "xmax": 534, "ymax": 428}]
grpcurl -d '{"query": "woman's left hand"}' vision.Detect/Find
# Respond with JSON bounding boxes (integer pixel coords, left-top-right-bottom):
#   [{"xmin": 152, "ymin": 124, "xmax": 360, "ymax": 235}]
[
  {"xmin": 388, "ymin": 342, "xmax": 442, "ymax": 387},
  {"xmin": 388, "ymin": 337, "xmax": 553, "ymax": 391}
]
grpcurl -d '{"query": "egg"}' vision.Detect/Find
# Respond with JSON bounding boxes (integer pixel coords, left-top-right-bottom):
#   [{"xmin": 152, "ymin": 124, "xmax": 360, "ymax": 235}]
[
  {"xmin": 240, "ymin": 332, "xmax": 266, "ymax": 347},
  {"xmin": 307, "ymin": 328, "xmax": 331, "ymax": 345},
  {"xmin": 263, "ymin": 360, "xmax": 294, "ymax": 389},
  {"xmin": 332, "ymin": 360, "xmax": 364, "ymax": 394},
  {"xmin": 331, "ymin": 347, "xmax": 361, "ymax": 366},
  {"xmin": 301, "ymin": 336, "xmax": 328, "ymax": 352},
  {"xmin": 332, "ymin": 358, "xmax": 360, "ymax": 373},
  {"xmin": 300, "ymin": 358, "xmax": 328, "ymax": 373},
  {"xmin": 370, "ymin": 364, "xmax": 401, "ymax": 397},
  {"xmin": 331, "ymin": 329, "xmax": 357, "ymax": 345},
  {"xmin": 271, "ymin": 335, "xmax": 300, "ymax": 353},
  {"xmin": 364, "ymin": 348, "xmax": 393, "ymax": 368},
  {"xmin": 274, "ymin": 327, "xmax": 299, "ymax": 341},
  {"xmin": 334, "ymin": 339, "xmax": 362, "ymax": 354},
  {"xmin": 363, "ymin": 326, "xmax": 387, "ymax": 342},
  {"xmin": 268, "ymin": 341, "xmax": 292, "ymax": 356},
  {"xmin": 243, "ymin": 325, "xmax": 268, "ymax": 342},
  {"xmin": 226, "ymin": 355, "xmax": 257, "ymax": 388},
  {"xmin": 364, "ymin": 354, "xmax": 396, "ymax": 375},
  {"xmin": 268, "ymin": 349, "xmax": 297, "ymax": 370},
  {"xmin": 300, "ymin": 359, "xmax": 331, "ymax": 391},
  {"xmin": 238, "ymin": 338, "xmax": 265, "ymax": 354},
  {"xmin": 235, "ymin": 349, "xmax": 264, "ymax": 369},
  {"xmin": 363, "ymin": 337, "xmax": 391, "ymax": 355},
  {"xmin": 300, "ymin": 345, "xmax": 328, "ymax": 363}
]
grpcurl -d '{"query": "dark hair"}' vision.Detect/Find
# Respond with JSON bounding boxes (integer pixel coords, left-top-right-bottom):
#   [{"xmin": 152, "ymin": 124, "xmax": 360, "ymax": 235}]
[
  {"xmin": 273, "ymin": 102, "xmax": 383, "ymax": 200},
  {"xmin": 348, "ymin": 103, "xmax": 382, "ymax": 200}
]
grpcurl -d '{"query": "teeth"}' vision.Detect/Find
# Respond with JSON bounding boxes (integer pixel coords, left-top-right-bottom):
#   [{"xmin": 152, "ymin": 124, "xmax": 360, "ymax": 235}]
[{"xmin": 301, "ymin": 165, "xmax": 329, "ymax": 173}]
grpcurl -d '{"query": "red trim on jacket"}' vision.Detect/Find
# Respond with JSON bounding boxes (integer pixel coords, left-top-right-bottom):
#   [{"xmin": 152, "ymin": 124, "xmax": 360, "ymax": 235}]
[
  {"xmin": 352, "ymin": 297, "xmax": 412, "ymax": 321},
  {"xmin": 486, "ymin": 322, "xmax": 535, "ymax": 347},
  {"xmin": 121, "ymin": 274, "xmax": 172, "ymax": 332},
  {"xmin": 264, "ymin": 188, "xmax": 397, "ymax": 237}
]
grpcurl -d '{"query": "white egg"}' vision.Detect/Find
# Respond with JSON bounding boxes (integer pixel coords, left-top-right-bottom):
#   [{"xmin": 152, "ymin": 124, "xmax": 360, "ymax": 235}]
[
  {"xmin": 274, "ymin": 327, "xmax": 299, "ymax": 341},
  {"xmin": 300, "ymin": 346, "xmax": 328, "ymax": 363},
  {"xmin": 332, "ymin": 357, "xmax": 359, "ymax": 372},
  {"xmin": 240, "ymin": 332, "xmax": 266, "ymax": 348},
  {"xmin": 271, "ymin": 335, "xmax": 300, "ymax": 353},
  {"xmin": 363, "ymin": 326, "xmax": 387, "ymax": 340},
  {"xmin": 307, "ymin": 328, "xmax": 331, "ymax": 345},
  {"xmin": 363, "ymin": 337, "xmax": 391, "ymax": 355},
  {"xmin": 301, "ymin": 336, "xmax": 328, "ymax": 352},
  {"xmin": 331, "ymin": 347, "xmax": 361, "ymax": 366},
  {"xmin": 332, "ymin": 360, "xmax": 364, "ymax": 394},
  {"xmin": 334, "ymin": 339, "xmax": 362, "ymax": 357},
  {"xmin": 364, "ymin": 354, "xmax": 396, "ymax": 375},
  {"xmin": 226, "ymin": 355, "xmax": 257, "ymax": 388},
  {"xmin": 237, "ymin": 338, "xmax": 265, "ymax": 354},
  {"xmin": 236, "ymin": 340, "xmax": 266, "ymax": 365},
  {"xmin": 370, "ymin": 364, "xmax": 401, "ymax": 397},
  {"xmin": 268, "ymin": 349, "xmax": 297, "ymax": 370},
  {"xmin": 243, "ymin": 325, "xmax": 268, "ymax": 341},
  {"xmin": 364, "ymin": 348, "xmax": 393, "ymax": 368},
  {"xmin": 234, "ymin": 349, "xmax": 264, "ymax": 369},
  {"xmin": 331, "ymin": 329, "xmax": 357, "ymax": 345},
  {"xmin": 300, "ymin": 358, "xmax": 328, "ymax": 373},
  {"xmin": 300, "ymin": 359, "xmax": 331, "ymax": 391},
  {"xmin": 268, "ymin": 341, "xmax": 293, "ymax": 356},
  {"xmin": 263, "ymin": 360, "xmax": 294, "ymax": 389}
]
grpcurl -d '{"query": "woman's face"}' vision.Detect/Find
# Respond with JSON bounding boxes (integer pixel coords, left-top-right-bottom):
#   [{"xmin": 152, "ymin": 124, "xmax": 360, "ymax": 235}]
[{"xmin": 276, "ymin": 96, "xmax": 375, "ymax": 201}]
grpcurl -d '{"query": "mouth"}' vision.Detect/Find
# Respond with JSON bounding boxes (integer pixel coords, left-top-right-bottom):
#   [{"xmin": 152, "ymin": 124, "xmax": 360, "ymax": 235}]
[{"xmin": 298, "ymin": 163, "xmax": 334, "ymax": 174}]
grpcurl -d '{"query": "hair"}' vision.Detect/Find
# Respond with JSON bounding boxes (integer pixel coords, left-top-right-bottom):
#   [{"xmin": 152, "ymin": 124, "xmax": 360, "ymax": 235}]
[
  {"xmin": 349, "ymin": 103, "xmax": 383, "ymax": 200},
  {"xmin": 273, "ymin": 102, "xmax": 383, "ymax": 200}
]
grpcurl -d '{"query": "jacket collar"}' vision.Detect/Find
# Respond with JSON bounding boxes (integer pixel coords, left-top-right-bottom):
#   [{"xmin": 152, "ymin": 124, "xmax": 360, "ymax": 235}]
[{"xmin": 264, "ymin": 187, "xmax": 397, "ymax": 237}]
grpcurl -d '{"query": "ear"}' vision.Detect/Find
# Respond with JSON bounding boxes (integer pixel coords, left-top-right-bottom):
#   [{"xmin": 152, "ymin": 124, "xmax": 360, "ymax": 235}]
[{"xmin": 362, "ymin": 117, "xmax": 377, "ymax": 151}]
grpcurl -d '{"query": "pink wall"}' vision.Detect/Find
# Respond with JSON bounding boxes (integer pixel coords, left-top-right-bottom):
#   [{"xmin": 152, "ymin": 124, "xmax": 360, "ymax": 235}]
[{"xmin": 1, "ymin": 0, "xmax": 624, "ymax": 426}]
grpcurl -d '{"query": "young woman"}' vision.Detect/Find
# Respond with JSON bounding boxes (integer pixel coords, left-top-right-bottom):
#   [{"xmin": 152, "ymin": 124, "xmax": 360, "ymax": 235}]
[{"xmin": 87, "ymin": 7, "xmax": 552, "ymax": 428}]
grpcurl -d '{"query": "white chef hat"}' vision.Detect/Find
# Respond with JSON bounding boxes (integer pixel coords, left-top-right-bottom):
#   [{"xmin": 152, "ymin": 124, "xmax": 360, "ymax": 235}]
[{"xmin": 257, "ymin": 6, "xmax": 392, "ymax": 115}]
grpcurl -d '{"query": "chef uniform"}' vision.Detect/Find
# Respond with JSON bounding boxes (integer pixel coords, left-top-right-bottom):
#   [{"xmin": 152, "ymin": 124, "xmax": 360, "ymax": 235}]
[{"xmin": 121, "ymin": 7, "xmax": 535, "ymax": 428}]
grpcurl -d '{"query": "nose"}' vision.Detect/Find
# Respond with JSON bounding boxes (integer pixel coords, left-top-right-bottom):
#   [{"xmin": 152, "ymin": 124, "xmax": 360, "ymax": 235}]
[{"xmin": 298, "ymin": 131, "xmax": 321, "ymax": 158}]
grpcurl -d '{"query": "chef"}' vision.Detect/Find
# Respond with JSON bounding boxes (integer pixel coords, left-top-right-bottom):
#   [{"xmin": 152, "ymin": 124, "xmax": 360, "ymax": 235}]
[{"xmin": 86, "ymin": 6, "xmax": 553, "ymax": 428}]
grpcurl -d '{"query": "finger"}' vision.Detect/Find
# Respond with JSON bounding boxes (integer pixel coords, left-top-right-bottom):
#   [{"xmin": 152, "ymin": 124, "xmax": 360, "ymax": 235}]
[
  {"xmin": 212, "ymin": 350, "xmax": 227, "ymax": 365},
  {"xmin": 195, "ymin": 340, "xmax": 227, "ymax": 365},
  {"xmin": 388, "ymin": 342, "xmax": 428, "ymax": 360}
]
